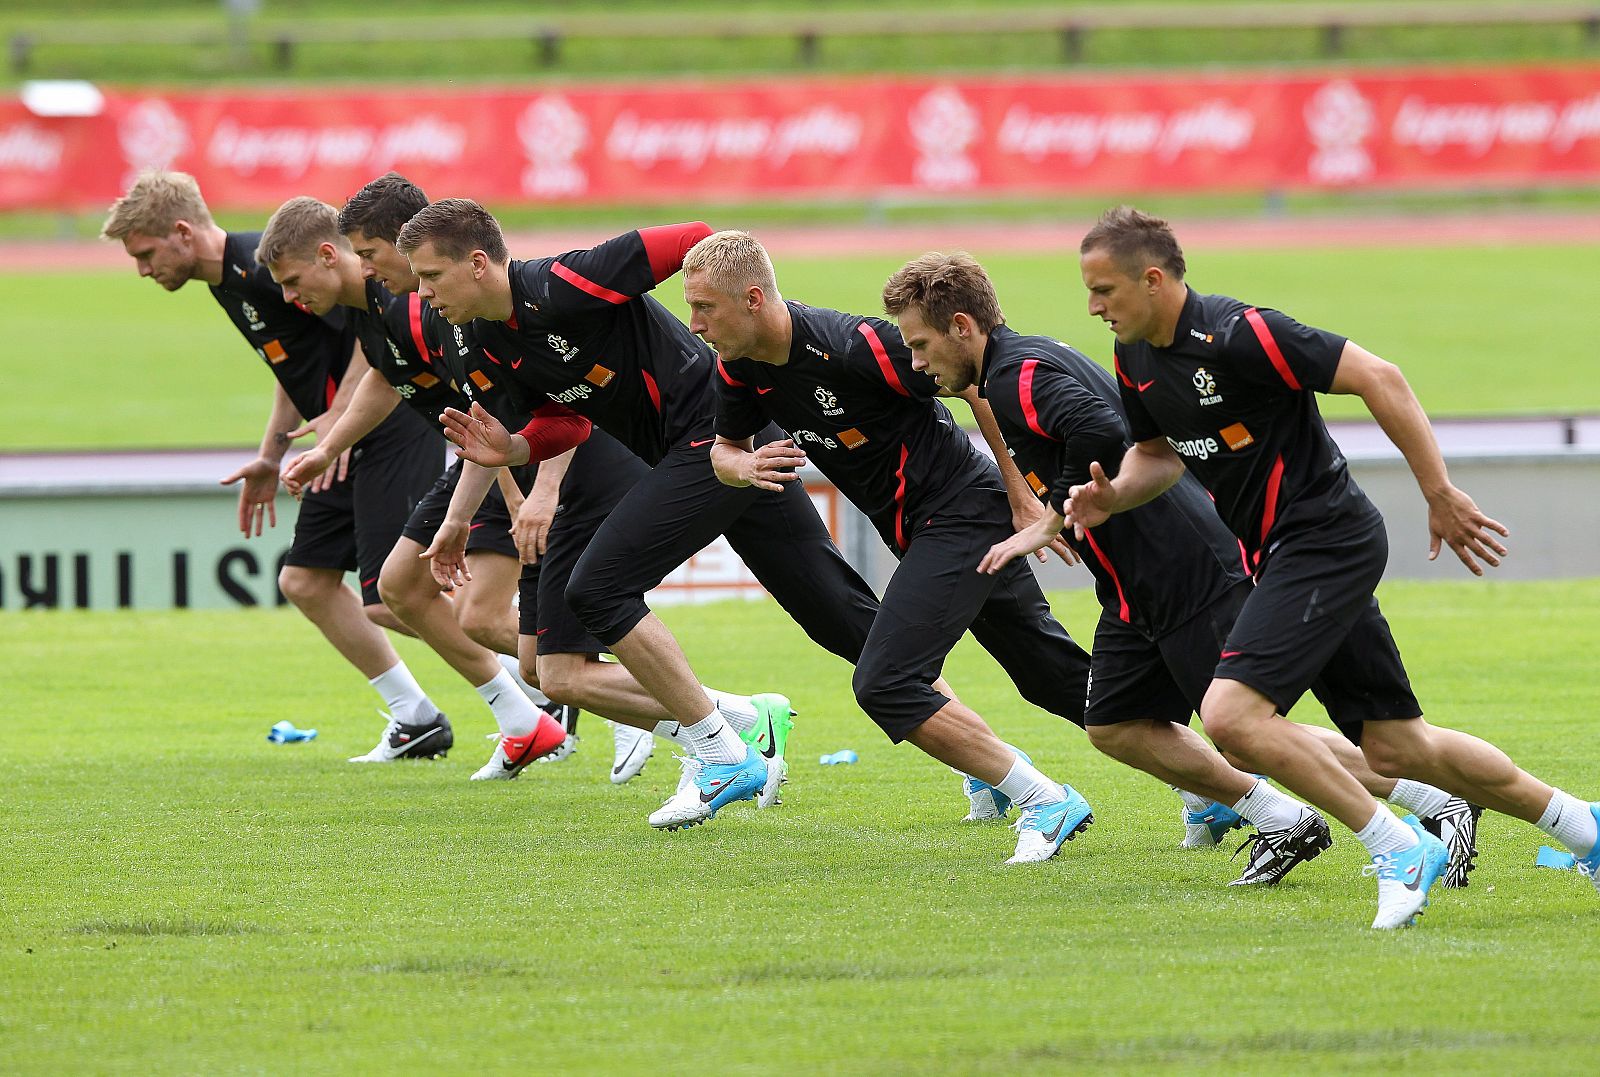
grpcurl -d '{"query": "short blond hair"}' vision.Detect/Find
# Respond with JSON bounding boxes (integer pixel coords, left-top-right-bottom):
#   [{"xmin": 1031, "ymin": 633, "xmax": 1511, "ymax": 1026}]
[
  {"xmin": 100, "ymin": 170, "xmax": 213, "ymax": 241},
  {"xmin": 257, "ymin": 196, "xmax": 348, "ymax": 266},
  {"xmin": 683, "ymin": 230, "xmax": 777, "ymax": 297}
]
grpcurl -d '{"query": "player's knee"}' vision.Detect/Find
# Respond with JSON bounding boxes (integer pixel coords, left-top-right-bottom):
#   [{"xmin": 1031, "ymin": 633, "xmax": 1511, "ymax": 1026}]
[
  {"xmin": 376, "ymin": 562, "xmax": 428, "ymax": 617},
  {"xmin": 850, "ymin": 666, "xmax": 902, "ymax": 724},
  {"xmin": 1197, "ymin": 704, "xmax": 1246, "ymax": 754},
  {"xmin": 277, "ymin": 565, "xmax": 330, "ymax": 609},
  {"xmin": 1358, "ymin": 729, "xmax": 1417, "ymax": 779},
  {"xmin": 455, "ymin": 599, "xmax": 506, "ymax": 649},
  {"xmin": 1085, "ymin": 721, "xmax": 1140, "ymax": 761}
]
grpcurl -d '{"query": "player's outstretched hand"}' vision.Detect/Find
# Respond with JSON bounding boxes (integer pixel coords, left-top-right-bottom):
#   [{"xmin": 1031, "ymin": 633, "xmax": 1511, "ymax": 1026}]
[
  {"xmin": 420, "ymin": 519, "xmax": 472, "ymax": 589},
  {"xmin": 1065, "ymin": 460, "xmax": 1116, "ymax": 538},
  {"xmin": 440, "ymin": 402, "xmax": 517, "ymax": 468},
  {"xmin": 284, "ymin": 419, "xmax": 349, "ymax": 494},
  {"xmin": 1009, "ymin": 496, "xmax": 1081, "ymax": 567},
  {"xmin": 742, "ymin": 439, "xmax": 807, "ymax": 492},
  {"xmin": 978, "ymin": 513, "xmax": 1068, "ymax": 575},
  {"xmin": 220, "ymin": 458, "xmax": 279, "ymax": 537},
  {"xmin": 1427, "ymin": 484, "xmax": 1509, "ymax": 576}
]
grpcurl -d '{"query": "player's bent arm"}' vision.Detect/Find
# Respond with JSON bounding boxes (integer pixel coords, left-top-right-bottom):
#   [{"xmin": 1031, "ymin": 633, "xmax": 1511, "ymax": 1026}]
[
  {"xmin": 445, "ymin": 460, "xmax": 500, "ymax": 527},
  {"xmin": 1072, "ymin": 438, "xmax": 1184, "ymax": 527},
  {"xmin": 1329, "ymin": 340, "xmax": 1508, "ymax": 572},
  {"xmin": 1327, "ymin": 341, "xmax": 1450, "ymax": 497},
  {"xmin": 956, "ymin": 387, "xmax": 1036, "ymax": 514},
  {"xmin": 312, "ymin": 368, "xmax": 402, "ymax": 463}
]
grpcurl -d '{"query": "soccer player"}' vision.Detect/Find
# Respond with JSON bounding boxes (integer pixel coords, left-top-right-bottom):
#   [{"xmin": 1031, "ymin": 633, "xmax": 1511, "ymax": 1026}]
[
  {"xmin": 685, "ymin": 230, "xmax": 1113, "ymax": 863},
  {"xmin": 258, "ymin": 194, "xmax": 573, "ymax": 778},
  {"xmin": 396, "ymin": 201, "xmax": 872, "ymax": 831},
  {"xmin": 101, "ymin": 172, "xmax": 450, "ymax": 759},
  {"xmin": 882, "ymin": 251, "xmax": 1481, "ymax": 889},
  {"xmin": 1066, "ymin": 206, "xmax": 1599, "ymax": 926}
]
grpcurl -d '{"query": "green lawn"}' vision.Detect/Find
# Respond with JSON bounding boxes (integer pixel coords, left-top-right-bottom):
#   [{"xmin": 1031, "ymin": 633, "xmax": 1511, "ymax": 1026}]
[
  {"xmin": 4, "ymin": 0, "xmax": 1598, "ymax": 86},
  {"xmin": 3, "ymin": 579, "xmax": 1599, "ymax": 1073},
  {"xmin": 8, "ymin": 239, "xmax": 1599, "ymax": 451}
]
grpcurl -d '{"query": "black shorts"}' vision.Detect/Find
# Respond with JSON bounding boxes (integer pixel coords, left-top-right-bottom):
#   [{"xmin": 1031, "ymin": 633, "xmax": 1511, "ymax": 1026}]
[
  {"xmin": 564, "ymin": 427, "xmax": 878, "ymax": 665},
  {"xmin": 853, "ymin": 487, "xmax": 1089, "ymax": 741},
  {"xmin": 1085, "ymin": 579, "xmax": 1251, "ymax": 726},
  {"xmin": 1216, "ymin": 520, "xmax": 1420, "ymax": 742},
  {"xmin": 400, "ymin": 458, "xmax": 520, "ymax": 560},
  {"xmin": 283, "ymin": 408, "xmax": 444, "ymax": 605},
  {"xmin": 518, "ymin": 432, "xmax": 648, "ymax": 655}
]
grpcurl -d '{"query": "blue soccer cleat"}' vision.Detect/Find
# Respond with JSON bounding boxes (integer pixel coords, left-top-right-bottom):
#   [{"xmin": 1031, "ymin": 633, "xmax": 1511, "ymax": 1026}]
[
  {"xmin": 1572, "ymin": 803, "xmax": 1600, "ymax": 896},
  {"xmin": 1365, "ymin": 815, "xmax": 1450, "ymax": 929},
  {"xmin": 960, "ymin": 747, "xmax": 1032, "ymax": 822},
  {"xmin": 1182, "ymin": 801, "xmax": 1247, "ymax": 849},
  {"xmin": 1005, "ymin": 786, "xmax": 1094, "ymax": 864},
  {"xmin": 648, "ymin": 746, "xmax": 767, "ymax": 831}
]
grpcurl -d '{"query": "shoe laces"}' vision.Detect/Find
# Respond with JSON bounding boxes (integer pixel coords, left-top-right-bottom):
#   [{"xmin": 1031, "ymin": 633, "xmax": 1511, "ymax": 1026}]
[
  {"xmin": 1361, "ymin": 851, "xmax": 1401, "ymax": 881},
  {"xmin": 1231, "ymin": 831, "xmax": 1270, "ymax": 863},
  {"xmin": 1011, "ymin": 803, "xmax": 1047, "ymax": 834}
]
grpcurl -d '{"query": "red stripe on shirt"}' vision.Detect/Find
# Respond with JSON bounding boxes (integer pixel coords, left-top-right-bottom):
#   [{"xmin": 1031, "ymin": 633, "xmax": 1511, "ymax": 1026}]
[
  {"xmin": 1019, "ymin": 359, "xmax": 1059, "ymax": 441},
  {"xmin": 1114, "ymin": 355, "xmax": 1136, "ymax": 389},
  {"xmin": 1243, "ymin": 308, "xmax": 1302, "ymax": 391},
  {"xmin": 639, "ymin": 222, "xmax": 713, "ymax": 283},
  {"xmin": 892, "ymin": 444, "xmax": 910, "ymax": 550},
  {"xmin": 406, "ymin": 293, "xmax": 430, "ymax": 365},
  {"xmin": 1082, "ymin": 526, "xmax": 1131, "ymax": 623},
  {"xmin": 641, "ymin": 369, "xmax": 661, "ymax": 412},
  {"xmin": 325, "ymin": 375, "xmax": 337, "ymax": 409},
  {"xmin": 716, "ymin": 358, "xmax": 747, "ymax": 388},
  {"xmin": 858, "ymin": 322, "xmax": 908, "ymax": 397},
  {"xmin": 552, "ymin": 261, "xmax": 630, "ymax": 305},
  {"xmin": 1255, "ymin": 453, "xmax": 1286, "ymax": 565}
]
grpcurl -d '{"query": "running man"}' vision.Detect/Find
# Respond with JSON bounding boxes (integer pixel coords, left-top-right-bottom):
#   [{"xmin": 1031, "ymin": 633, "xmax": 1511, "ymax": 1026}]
[
  {"xmin": 397, "ymin": 202, "xmax": 834, "ymax": 828},
  {"xmin": 1066, "ymin": 206, "xmax": 1598, "ymax": 927},
  {"xmin": 101, "ymin": 172, "xmax": 449, "ymax": 758},
  {"xmin": 882, "ymin": 250, "xmax": 1481, "ymax": 890}
]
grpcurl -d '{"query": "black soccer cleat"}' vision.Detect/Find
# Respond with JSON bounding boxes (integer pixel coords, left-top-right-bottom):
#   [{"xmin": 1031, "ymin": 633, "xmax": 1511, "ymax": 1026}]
[
  {"xmin": 1227, "ymin": 809, "xmax": 1333, "ymax": 886},
  {"xmin": 1420, "ymin": 798, "xmax": 1484, "ymax": 889},
  {"xmin": 348, "ymin": 709, "xmax": 454, "ymax": 763}
]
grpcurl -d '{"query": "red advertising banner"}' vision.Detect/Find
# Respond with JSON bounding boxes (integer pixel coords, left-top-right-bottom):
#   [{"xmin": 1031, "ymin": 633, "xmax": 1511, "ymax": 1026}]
[{"xmin": 4, "ymin": 65, "xmax": 1600, "ymax": 212}]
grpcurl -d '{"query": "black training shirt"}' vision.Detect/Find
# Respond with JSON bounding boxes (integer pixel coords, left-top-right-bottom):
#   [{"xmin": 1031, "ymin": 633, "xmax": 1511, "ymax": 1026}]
[
  {"xmin": 715, "ymin": 303, "xmax": 999, "ymax": 551},
  {"xmin": 209, "ymin": 231, "xmax": 353, "ymax": 421},
  {"xmin": 1115, "ymin": 289, "xmax": 1381, "ymax": 566},
  {"xmin": 979, "ymin": 324, "xmax": 1247, "ymax": 637}
]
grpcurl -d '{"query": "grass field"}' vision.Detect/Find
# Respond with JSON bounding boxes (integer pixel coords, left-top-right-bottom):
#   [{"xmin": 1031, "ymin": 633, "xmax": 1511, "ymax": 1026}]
[
  {"xmin": 5, "ymin": 0, "xmax": 1598, "ymax": 86},
  {"xmin": 9, "ymin": 239, "xmax": 1600, "ymax": 452},
  {"xmin": 3, "ymin": 580, "xmax": 1599, "ymax": 1073}
]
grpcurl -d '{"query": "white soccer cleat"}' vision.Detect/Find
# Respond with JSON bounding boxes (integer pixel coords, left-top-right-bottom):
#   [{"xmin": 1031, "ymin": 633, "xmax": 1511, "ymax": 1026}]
[
  {"xmin": 1006, "ymin": 787, "xmax": 1094, "ymax": 864},
  {"xmin": 1365, "ymin": 817, "xmax": 1450, "ymax": 929},
  {"xmin": 648, "ymin": 749, "xmax": 767, "ymax": 831},
  {"xmin": 609, "ymin": 721, "xmax": 655, "ymax": 785}
]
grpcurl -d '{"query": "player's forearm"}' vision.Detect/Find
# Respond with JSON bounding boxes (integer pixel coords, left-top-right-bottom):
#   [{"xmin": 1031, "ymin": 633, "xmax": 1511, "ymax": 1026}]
[
  {"xmin": 318, "ymin": 369, "xmax": 401, "ymax": 460},
  {"xmin": 257, "ymin": 385, "xmax": 304, "ymax": 465},
  {"xmin": 1107, "ymin": 442, "xmax": 1185, "ymax": 512},
  {"xmin": 530, "ymin": 446, "xmax": 574, "ymax": 501},
  {"xmin": 445, "ymin": 461, "xmax": 500, "ymax": 526},
  {"xmin": 709, "ymin": 438, "xmax": 753, "ymax": 487},
  {"xmin": 1358, "ymin": 362, "xmax": 1453, "ymax": 500},
  {"xmin": 965, "ymin": 393, "xmax": 1033, "ymax": 509}
]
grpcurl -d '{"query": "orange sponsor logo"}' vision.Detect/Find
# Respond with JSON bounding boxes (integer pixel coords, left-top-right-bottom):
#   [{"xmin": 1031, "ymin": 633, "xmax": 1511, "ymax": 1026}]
[
  {"xmin": 1220, "ymin": 422, "xmax": 1255, "ymax": 451},
  {"xmin": 261, "ymin": 339, "xmax": 287, "ymax": 365},
  {"xmin": 468, "ymin": 370, "xmax": 493, "ymax": 391},
  {"xmin": 413, "ymin": 372, "xmax": 440, "ymax": 389},
  {"xmin": 1024, "ymin": 470, "xmax": 1048, "ymax": 497},
  {"xmin": 838, "ymin": 427, "xmax": 868, "ymax": 450},
  {"xmin": 584, "ymin": 364, "xmax": 615, "ymax": 388}
]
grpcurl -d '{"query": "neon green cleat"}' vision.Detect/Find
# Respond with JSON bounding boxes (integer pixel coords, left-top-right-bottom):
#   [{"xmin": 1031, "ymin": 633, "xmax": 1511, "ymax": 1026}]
[{"xmin": 743, "ymin": 693, "xmax": 794, "ymax": 809}]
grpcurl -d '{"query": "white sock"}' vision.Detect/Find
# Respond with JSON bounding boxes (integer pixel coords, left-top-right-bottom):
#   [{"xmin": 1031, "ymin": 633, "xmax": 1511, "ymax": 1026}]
[
  {"xmin": 653, "ymin": 720, "xmax": 693, "ymax": 750},
  {"xmin": 369, "ymin": 662, "xmax": 431, "ymax": 721},
  {"xmin": 681, "ymin": 712, "xmax": 746, "ymax": 765},
  {"xmin": 475, "ymin": 669, "xmax": 541, "ymax": 737},
  {"xmin": 1536, "ymin": 789, "xmax": 1598, "ymax": 857},
  {"xmin": 497, "ymin": 653, "xmax": 551, "ymax": 708},
  {"xmin": 1387, "ymin": 778, "xmax": 1453, "ymax": 819},
  {"xmin": 1354, "ymin": 804, "xmax": 1419, "ymax": 858},
  {"xmin": 703, "ymin": 687, "xmax": 757, "ymax": 733},
  {"xmin": 994, "ymin": 754, "xmax": 1066, "ymax": 810},
  {"xmin": 1230, "ymin": 778, "xmax": 1307, "ymax": 831},
  {"xmin": 1174, "ymin": 787, "xmax": 1213, "ymax": 813}
]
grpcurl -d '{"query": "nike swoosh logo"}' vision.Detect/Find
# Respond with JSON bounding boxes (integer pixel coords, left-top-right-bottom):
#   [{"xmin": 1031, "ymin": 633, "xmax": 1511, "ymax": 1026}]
[
  {"xmin": 689, "ymin": 438, "xmax": 714, "ymax": 448},
  {"xmin": 394, "ymin": 726, "xmax": 442, "ymax": 748},
  {"xmin": 679, "ymin": 351, "xmax": 699, "ymax": 372},
  {"xmin": 756, "ymin": 386, "xmax": 773, "ymax": 395},
  {"xmin": 699, "ymin": 778, "xmax": 731, "ymax": 804},
  {"xmin": 612, "ymin": 742, "xmax": 650, "ymax": 777},
  {"xmin": 511, "ymin": 357, "xmax": 524, "ymax": 369},
  {"xmin": 1042, "ymin": 813, "xmax": 1070, "ymax": 843},
  {"xmin": 487, "ymin": 693, "xmax": 502, "ymax": 706},
  {"xmin": 752, "ymin": 716, "xmax": 778, "ymax": 759},
  {"xmin": 1137, "ymin": 380, "xmax": 1155, "ymax": 392},
  {"xmin": 1220, "ymin": 650, "xmax": 1243, "ymax": 659}
]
